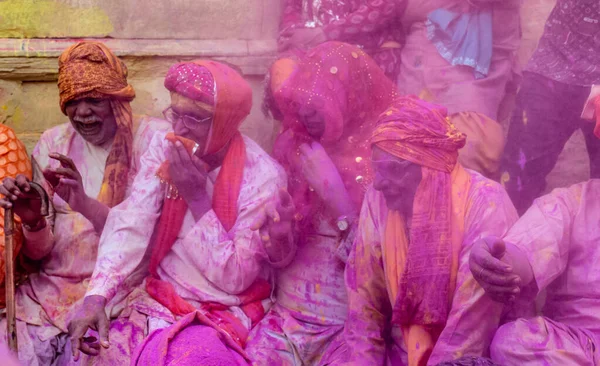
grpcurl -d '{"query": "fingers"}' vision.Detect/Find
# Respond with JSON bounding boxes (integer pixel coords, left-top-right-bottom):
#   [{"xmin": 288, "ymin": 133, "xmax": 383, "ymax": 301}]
[
  {"xmin": 480, "ymin": 250, "xmax": 512, "ymax": 273},
  {"xmin": 484, "ymin": 237, "xmax": 507, "ymax": 260},
  {"xmin": 473, "ymin": 239, "xmax": 512, "ymax": 273},
  {"xmin": 250, "ymin": 212, "xmax": 267, "ymax": 231},
  {"xmin": 265, "ymin": 202, "xmax": 281, "ymax": 223},
  {"xmin": 52, "ymin": 167, "xmax": 80, "ymax": 181},
  {"xmin": 79, "ymin": 340, "xmax": 101, "ymax": 356},
  {"xmin": 58, "ymin": 178, "xmax": 80, "ymax": 188},
  {"xmin": 0, "ymin": 198, "xmax": 12, "ymax": 209},
  {"xmin": 310, "ymin": 141, "xmax": 325, "ymax": 152},
  {"xmin": 71, "ymin": 335, "xmax": 81, "ymax": 361},
  {"xmin": 190, "ymin": 153, "xmax": 208, "ymax": 173},
  {"xmin": 98, "ymin": 315, "xmax": 110, "ymax": 348},
  {"xmin": 15, "ymin": 174, "xmax": 31, "ymax": 192},
  {"xmin": 167, "ymin": 142, "xmax": 183, "ymax": 167},
  {"xmin": 1, "ymin": 177, "xmax": 18, "ymax": 199},
  {"xmin": 298, "ymin": 143, "xmax": 312, "ymax": 156},
  {"xmin": 259, "ymin": 225, "xmax": 271, "ymax": 243},
  {"xmin": 49, "ymin": 153, "xmax": 77, "ymax": 170},
  {"xmin": 471, "ymin": 262, "xmax": 520, "ymax": 287}
]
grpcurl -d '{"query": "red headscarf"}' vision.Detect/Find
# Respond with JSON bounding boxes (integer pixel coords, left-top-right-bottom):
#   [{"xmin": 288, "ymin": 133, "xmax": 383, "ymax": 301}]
[
  {"xmin": 272, "ymin": 41, "xmax": 397, "ymax": 226},
  {"xmin": 146, "ymin": 61, "xmax": 265, "ymax": 351},
  {"xmin": 371, "ymin": 96, "xmax": 466, "ymax": 365},
  {"xmin": 161, "ymin": 61, "xmax": 251, "ymax": 230},
  {"xmin": 58, "ymin": 41, "xmax": 135, "ymax": 208}
]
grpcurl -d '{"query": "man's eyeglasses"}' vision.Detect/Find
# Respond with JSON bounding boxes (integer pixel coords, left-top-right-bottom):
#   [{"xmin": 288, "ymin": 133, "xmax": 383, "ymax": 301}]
[{"xmin": 162, "ymin": 107, "xmax": 212, "ymax": 130}]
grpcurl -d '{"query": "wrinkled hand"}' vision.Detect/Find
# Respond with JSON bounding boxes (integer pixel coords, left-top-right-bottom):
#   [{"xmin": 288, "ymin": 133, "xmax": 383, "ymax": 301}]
[
  {"xmin": 581, "ymin": 85, "xmax": 600, "ymax": 120},
  {"xmin": 44, "ymin": 153, "xmax": 87, "ymax": 213},
  {"xmin": 67, "ymin": 295, "xmax": 109, "ymax": 361},
  {"xmin": 0, "ymin": 175, "xmax": 44, "ymax": 226},
  {"xmin": 251, "ymin": 188, "xmax": 296, "ymax": 242},
  {"xmin": 469, "ymin": 237, "xmax": 521, "ymax": 303},
  {"xmin": 279, "ymin": 27, "xmax": 327, "ymax": 52},
  {"xmin": 168, "ymin": 141, "xmax": 208, "ymax": 205}
]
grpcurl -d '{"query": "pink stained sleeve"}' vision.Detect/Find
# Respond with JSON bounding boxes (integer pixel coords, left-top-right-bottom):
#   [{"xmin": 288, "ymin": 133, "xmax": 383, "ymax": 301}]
[
  {"xmin": 430, "ymin": 179, "xmax": 519, "ymax": 363},
  {"xmin": 322, "ymin": 0, "xmax": 404, "ymax": 43},
  {"xmin": 502, "ymin": 183, "xmax": 581, "ymax": 295},
  {"xmin": 85, "ymin": 132, "xmax": 166, "ymax": 301},
  {"xmin": 179, "ymin": 162, "xmax": 288, "ymax": 295},
  {"xmin": 344, "ymin": 189, "xmax": 390, "ymax": 365}
]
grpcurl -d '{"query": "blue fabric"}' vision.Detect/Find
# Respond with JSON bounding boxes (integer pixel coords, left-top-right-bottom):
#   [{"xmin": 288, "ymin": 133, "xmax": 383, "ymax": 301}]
[{"xmin": 426, "ymin": 8, "xmax": 493, "ymax": 79}]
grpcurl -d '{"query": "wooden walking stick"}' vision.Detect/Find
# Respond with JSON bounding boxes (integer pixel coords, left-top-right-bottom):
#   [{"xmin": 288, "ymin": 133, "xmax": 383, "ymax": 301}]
[{"xmin": 4, "ymin": 181, "xmax": 48, "ymax": 353}]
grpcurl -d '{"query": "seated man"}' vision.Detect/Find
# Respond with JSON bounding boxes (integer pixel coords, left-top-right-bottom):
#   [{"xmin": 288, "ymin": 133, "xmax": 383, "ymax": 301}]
[
  {"xmin": 67, "ymin": 60, "xmax": 293, "ymax": 365},
  {"xmin": 0, "ymin": 41, "xmax": 169, "ymax": 365},
  {"xmin": 342, "ymin": 97, "xmax": 518, "ymax": 365},
  {"xmin": 470, "ymin": 180, "xmax": 600, "ymax": 365}
]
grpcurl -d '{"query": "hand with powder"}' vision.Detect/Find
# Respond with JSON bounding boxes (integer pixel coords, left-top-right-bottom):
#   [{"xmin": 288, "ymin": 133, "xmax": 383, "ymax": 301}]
[
  {"xmin": 469, "ymin": 236, "xmax": 535, "ymax": 303},
  {"xmin": 168, "ymin": 141, "xmax": 211, "ymax": 221},
  {"xmin": 251, "ymin": 188, "xmax": 298, "ymax": 268}
]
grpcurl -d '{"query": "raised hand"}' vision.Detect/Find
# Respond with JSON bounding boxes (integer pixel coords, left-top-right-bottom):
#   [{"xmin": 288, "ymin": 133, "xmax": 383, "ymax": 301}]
[
  {"xmin": 44, "ymin": 153, "xmax": 86, "ymax": 212},
  {"xmin": 167, "ymin": 141, "xmax": 211, "ymax": 220}
]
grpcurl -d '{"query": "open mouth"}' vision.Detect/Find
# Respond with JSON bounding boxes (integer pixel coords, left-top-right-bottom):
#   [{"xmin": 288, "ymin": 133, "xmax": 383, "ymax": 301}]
[{"xmin": 76, "ymin": 121, "xmax": 102, "ymax": 136}]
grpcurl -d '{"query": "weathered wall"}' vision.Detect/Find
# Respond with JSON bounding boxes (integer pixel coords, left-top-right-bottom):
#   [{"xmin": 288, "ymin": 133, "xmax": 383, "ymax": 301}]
[
  {"xmin": 0, "ymin": 0, "xmax": 281, "ymax": 153},
  {"xmin": 0, "ymin": 0, "xmax": 279, "ymax": 39}
]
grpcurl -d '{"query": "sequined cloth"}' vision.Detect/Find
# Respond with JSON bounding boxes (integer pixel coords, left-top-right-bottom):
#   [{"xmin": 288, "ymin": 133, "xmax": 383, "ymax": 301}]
[{"xmin": 273, "ymin": 41, "xmax": 397, "ymax": 229}]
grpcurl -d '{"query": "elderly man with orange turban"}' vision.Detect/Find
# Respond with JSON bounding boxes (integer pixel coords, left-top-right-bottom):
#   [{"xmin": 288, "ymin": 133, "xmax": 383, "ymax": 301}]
[
  {"xmin": 66, "ymin": 60, "xmax": 293, "ymax": 365},
  {"xmin": 0, "ymin": 41, "xmax": 170, "ymax": 365},
  {"xmin": 340, "ymin": 96, "xmax": 518, "ymax": 365}
]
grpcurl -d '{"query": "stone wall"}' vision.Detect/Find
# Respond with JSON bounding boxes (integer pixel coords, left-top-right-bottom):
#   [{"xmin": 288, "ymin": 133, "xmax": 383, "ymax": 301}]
[{"xmin": 0, "ymin": 0, "xmax": 281, "ymax": 154}]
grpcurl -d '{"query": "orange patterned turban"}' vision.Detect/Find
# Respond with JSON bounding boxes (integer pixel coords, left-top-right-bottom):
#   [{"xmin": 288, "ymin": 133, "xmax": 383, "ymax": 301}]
[
  {"xmin": 371, "ymin": 96, "xmax": 467, "ymax": 366},
  {"xmin": 371, "ymin": 96, "xmax": 465, "ymax": 172},
  {"xmin": 57, "ymin": 41, "xmax": 135, "ymax": 207}
]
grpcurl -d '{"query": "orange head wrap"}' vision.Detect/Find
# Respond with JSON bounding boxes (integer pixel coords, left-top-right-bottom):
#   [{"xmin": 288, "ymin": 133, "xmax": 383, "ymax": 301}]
[
  {"xmin": 57, "ymin": 41, "xmax": 135, "ymax": 207},
  {"xmin": 371, "ymin": 97, "xmax": 465, "ymax": 172},
  {"xmin": 371, "ymin": 96, "xmax": 466, "ymax": 365}
]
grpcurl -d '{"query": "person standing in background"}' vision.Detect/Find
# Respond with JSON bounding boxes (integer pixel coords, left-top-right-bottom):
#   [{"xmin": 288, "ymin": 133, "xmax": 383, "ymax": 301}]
[{"xmin": 501, "ymin": 0, "xmax": 600, "ymax": 214}]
